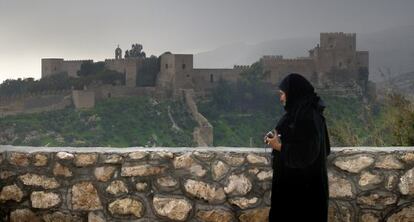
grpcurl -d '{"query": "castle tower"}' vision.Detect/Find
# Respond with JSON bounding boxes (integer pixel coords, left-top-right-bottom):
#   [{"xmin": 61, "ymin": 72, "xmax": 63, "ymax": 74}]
[
  {"xmin": 41, "ymin": 58, "xmax": 64, "ymax": 78},
  {"xmin": 315, "ymin": 33, "xmax": 358, "ymax": 76},
  {"xmin": 115, "ymin": 45, "xmax": 122, "ymax": 60},
  {"xmin": 156, "ymin": 53, "xmax": 194, "ymax": 96}
]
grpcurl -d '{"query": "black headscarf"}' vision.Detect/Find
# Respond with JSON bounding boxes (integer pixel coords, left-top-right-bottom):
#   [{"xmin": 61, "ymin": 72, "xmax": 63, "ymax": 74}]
[{"xmin": 276, "ymin": 73, "xmax": 326, "ymax": 131}]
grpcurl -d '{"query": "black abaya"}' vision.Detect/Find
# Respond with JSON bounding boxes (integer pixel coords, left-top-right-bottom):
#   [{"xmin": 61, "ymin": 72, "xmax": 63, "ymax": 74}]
[{"xmin": 268, "ymin": 73, "xmax": 331, "ymax": 222}]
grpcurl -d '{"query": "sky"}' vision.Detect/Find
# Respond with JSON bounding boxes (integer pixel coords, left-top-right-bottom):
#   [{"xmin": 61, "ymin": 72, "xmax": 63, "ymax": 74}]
[{"xmin": 0, "ymin": 0, "xmax": 413, "ymax": 82}]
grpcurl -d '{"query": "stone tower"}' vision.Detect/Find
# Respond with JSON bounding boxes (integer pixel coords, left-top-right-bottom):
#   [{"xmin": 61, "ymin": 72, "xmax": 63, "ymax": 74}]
[{"xmin": 115, "ymin": 45, "xmax": 122, "ymax": 60}]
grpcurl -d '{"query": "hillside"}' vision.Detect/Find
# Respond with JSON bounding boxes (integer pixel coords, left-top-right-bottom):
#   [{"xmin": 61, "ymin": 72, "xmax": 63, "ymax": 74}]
[
  {"xmin": 0, "ymin": 90, "xmax": 408, "ymax": 148},
  {"xmin": 0, "ymin": 97, "xmax": 197, "ymax": 147},
  {"xmin": 198, "ymin": 94, "xmax": 395, "ymax": 147}
]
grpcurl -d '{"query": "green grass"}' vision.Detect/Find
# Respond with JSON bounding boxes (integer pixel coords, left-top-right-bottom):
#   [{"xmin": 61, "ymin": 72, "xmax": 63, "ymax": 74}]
[
  {"xmin": 198, "ymin": 95, "xmax": 393, "ymax": 147},
  {"xmin": 0, "ymin": 96, "xmax": 197, "ymax": 147},
  {"xmin": 0, "ymin": 94, "xmax": 404, "ymax": 147}
]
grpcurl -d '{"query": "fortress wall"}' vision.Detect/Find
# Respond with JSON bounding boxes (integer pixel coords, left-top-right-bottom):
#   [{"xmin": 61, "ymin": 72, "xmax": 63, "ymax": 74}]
[
  {"xmin": 72, "ymin": 90, "xmax": 95, "ymax": 109},
  {"xmin": 259, "ymin": 33, "xmax": 366, "ymax": 91},
  {"xmin": 261, "ymin": 58, "xmax": 316, "ymax": 86},
  {"xmin": 41, "ymin": 59, "xmax": 92, "ymax": 78},
  {"xmin": 0, "ymin": 92, "xmax": 72, "ymax": 117},
  {"xmin": 0, "ymin": 146, "xmax": 413, "ymax": 221},
  {"xmin": 105, "ymin": 58, "xmax": 144, "ymax": 88},
  {"xmin": 191, "ymin": 68, "xmax": 242, "ymax": 91},
  {"xmin": 125, "ymin": 59, "xmax": 143, "ymax": 88},
  {"xmin": 90, "ymin": 85, "xmax": 155, "ymax": 101},
  {"xmin": 104, "ymin": 59, "xmax": 126, "ymax": 74},
  {"xmin": 0, "ymin": 90, "xmax": 71, "ymax": 106},
  {"xmin": 181, "ymin": 89, "xmax": 213, "ymax": 147},
  {"xmin": 61, "ymin": 60, "xmax": 92, "ymax": 78}
]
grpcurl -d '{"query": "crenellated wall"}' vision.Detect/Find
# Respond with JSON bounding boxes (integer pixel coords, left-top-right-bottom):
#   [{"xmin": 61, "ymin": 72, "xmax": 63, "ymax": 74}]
[
  {"xmin": 41, "ymin": 59, "xmax": 93, "ymax": 78},
  {"xmin": 0, "ymin": 146, "xmax": 413, "ymax": 222}
]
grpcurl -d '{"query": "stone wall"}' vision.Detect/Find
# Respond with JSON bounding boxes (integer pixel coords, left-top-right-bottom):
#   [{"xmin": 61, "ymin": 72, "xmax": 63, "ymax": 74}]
[
  {"xmin": 260, "ymin": 57, "xmax": 317, "ymax": 86},
  {"xmin": 181, "ymin": 89, "xmax": 213, "ymax": 147},
  {"xmin": 191, "ymin": 68, "xmax": 243, "ymax": 93},
  {"xmin": 41, "ymin": 59, "xmax": 93, "ymax": 78},
  {"xmin": 72, "ymin": 90, "xmax": 95, "ymax": 109},
  {"xmin": 0, "ymin": 92, "xmax": 72, "ymax": 117},
  {"xmin": 0, "ymin": 146, "xmax": 413, "ymax": 222},
  {"xmin": 90, "ymin": 85, "xmax": 156, "ymax": 101},
  {"xmin": 104, "ymin": 58, "xmax": 145, "ymax": 88}
]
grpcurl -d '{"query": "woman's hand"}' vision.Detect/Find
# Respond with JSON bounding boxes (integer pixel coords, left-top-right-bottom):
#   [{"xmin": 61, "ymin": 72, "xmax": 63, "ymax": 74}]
[{"xmin": 264, "ymin": 131, "xmax": 282, "ymax": 151}]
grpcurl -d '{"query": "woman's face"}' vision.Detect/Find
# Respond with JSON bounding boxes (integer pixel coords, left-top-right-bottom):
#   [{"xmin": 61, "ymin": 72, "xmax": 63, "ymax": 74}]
[{"xmin": 278, "ymin": 90, "xmax": 286, "ymax": 106}]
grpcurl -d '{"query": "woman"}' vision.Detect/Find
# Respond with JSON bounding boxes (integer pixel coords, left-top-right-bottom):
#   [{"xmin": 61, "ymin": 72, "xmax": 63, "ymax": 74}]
[{"xmin": 264, "ymin": 73, "xmax": 331, "ymax": 222}]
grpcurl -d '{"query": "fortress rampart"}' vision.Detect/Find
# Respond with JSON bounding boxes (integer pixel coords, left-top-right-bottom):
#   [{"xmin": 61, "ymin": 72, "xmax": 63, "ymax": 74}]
[
  {"xmin": 0, "ymin": 90, "xmax": 71, "ymax": 106},
  {"xmin": 0, "ymin": 146, "xmax": 413, "ymax": 221},
  {"xmin": 41, "ymin": 59, "xmax": 93, "ymax": 78},
  {"xmin": 0, "ymin": 90, "xmax": 73, "ymax": 117},
  {"xmin": 38, "ymin": 33, "xmax": 371, "ymax": 102},
  {"xmin": 233, "ymin": 65, "xmax": 250, "ymax": 70}
]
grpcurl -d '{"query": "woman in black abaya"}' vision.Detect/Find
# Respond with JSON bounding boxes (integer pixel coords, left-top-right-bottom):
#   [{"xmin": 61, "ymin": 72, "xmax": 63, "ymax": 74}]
[{"xmin": 264, "ymin": 73, "xmax": 331, "ymax": 222}]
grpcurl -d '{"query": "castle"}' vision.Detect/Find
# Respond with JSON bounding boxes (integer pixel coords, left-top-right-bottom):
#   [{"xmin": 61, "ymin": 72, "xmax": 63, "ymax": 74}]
[
  {"xmin": 1, "ymin": 32, "xmax": 375, "ymax": 146},
  {"xmin": 41, "ymin": 32, "xmax": 373, "ymax": 100}
]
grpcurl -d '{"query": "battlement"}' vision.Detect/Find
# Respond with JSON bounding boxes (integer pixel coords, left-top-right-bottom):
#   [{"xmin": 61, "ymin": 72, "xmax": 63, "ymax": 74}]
[
  {"xmin": 41, "ymin": 58, "xmax": 64, "ymax": 61},
  {"xmin": 104, "ymin": 58, "xmax": 121, "ymax": 62},
  {"xmin": 320, "ymin": 32, "xmax": 356, "ymax": 37},
  {"xmin": 263, "ymin": 57, "xmax": 313, "ymax": 64},
  {"xmin": 63, "ymin": 59, "xmax": 93, "ymax": 63},
  {"xmin": 42, "ymin": 58, "xmax": 93, "ymax": 63},
  {"xmin": 41, "ymin": 59, "xmax": 94, "ymax": 78},
  {"xmin": 233, "ymin": 65, "xmax": 250, "ymax": 69},
  {"xmin": 105, "ymin": 57, "xmax": 144, "ymax": 62},
  {"xmin": 261, "ymin": 55, "xmax": 284, "ymax": 60}
]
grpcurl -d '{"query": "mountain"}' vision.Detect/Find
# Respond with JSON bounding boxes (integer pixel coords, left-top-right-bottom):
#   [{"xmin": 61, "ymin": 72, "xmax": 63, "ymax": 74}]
[
  {"xmin": 194, "ymin": 37, "xmax": 317, "ymax": 69},
  {"xmin": 194, "ymin": 25, "xmax": 414, "ymax": 83}
]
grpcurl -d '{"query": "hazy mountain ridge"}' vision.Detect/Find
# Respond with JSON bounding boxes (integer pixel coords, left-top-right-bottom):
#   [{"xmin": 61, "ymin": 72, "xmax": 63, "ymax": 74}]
[{"xmin": 195, "ymin": 25, "xmax": 414, "ymax": 83}]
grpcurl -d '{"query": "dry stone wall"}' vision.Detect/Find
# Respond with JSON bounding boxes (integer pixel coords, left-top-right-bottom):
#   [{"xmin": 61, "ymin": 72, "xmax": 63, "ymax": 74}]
[
  {"xmin": 0, "ymin": 146, "xmax": 413, "ymax": 222},
  {"xmin": 182, "ymin": 89, "xmax": 213, "ymax": 147}
]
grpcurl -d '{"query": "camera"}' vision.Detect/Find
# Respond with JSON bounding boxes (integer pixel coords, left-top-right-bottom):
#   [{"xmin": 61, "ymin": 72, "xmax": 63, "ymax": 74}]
[
  {"xmin": 264, "ymin": 130, "xmax": 281, "ymax": 145},
  {"xmin": 264, "ymin": 130, "xmax": 275, "ymax": 145},
  {"xmin": 266, "ymin": 131, "xmax": 275, "ymax": 139}
]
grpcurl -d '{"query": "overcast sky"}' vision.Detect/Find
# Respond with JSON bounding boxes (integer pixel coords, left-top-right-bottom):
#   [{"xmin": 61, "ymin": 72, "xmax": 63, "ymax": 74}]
[{"xmin": 1, "ymin": 0, "xmax": 413, "ymax": 82}]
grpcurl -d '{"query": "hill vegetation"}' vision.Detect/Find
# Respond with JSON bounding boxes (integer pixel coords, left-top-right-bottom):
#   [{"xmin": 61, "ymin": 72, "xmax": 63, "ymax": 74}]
[
  {"xmin": 0, "ymin": 97, "xmax": 197, "ymax": 147},
  {"xmin": 198, "ymin": 63, "xmax": 414, "ymax": 147},
  {"xmin": 1, "ymin": 61, "xmax": 413, "ymax": 148}
]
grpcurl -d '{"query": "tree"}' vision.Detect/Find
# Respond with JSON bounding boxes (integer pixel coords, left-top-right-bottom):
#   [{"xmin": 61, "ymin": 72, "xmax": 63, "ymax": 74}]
[
  {"xmin": 77, "ymin": 62, "xmax": 105, "ymax": 77},
  {"xmin": 382, "ymin": 91, "xmax": 414, "ymax": 146},
  {"xmin": 211, "ymin": 78, "xmax": 233, "ymax": 111},
  {"xmin": 208, "ymin": 61, "xmax": 276, "ymax": 113},
  {"xmin": 136, "ymin": 56, "xmax": 160, "ymax": 87},
  {"xmin": 239, "ymin": 61, "xmax": 268, "ymax": 85}
]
